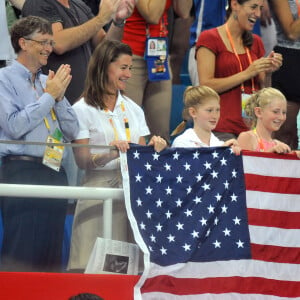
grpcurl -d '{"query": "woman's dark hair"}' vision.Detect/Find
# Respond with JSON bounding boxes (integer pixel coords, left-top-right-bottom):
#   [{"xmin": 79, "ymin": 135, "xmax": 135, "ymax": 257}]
[
  {"xmin": 83, "ymin": 39, "xmax": 132, "ymax": 110},
  {"xmin": 10, "ymin": 16, "xmax": 53, "ymax": 53},
  {"xmin": 226, "ymin": 0, "xmax": 254, "ymax": 48}
]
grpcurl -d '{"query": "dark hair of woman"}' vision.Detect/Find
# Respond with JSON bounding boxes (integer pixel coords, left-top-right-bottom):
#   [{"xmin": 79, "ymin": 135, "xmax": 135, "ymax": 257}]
[
  {"xmin": 226, "ymin": 0, "xmax": 254, "ymax": 48},
  {"xmin": 83, "ymin": 39, "xmax": 132, "ymax": 110}
]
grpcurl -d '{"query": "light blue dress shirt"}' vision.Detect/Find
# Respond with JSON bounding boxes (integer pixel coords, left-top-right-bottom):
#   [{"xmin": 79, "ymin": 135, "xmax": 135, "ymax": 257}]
[{"xmin": 0, "ymin": 60, "xmax": 79, "ymax": 157}]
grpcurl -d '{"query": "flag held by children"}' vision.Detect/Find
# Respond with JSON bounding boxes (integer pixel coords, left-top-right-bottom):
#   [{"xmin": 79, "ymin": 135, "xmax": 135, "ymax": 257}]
[{"xmin": 121, "ymin": 145, "xmax": 300, "ymax": 299}]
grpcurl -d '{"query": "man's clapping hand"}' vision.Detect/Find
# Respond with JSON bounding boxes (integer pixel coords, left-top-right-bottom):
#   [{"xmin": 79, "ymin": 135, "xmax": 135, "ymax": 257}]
[{"xmin": 45, "ymin": 64, "xmax": 72, "ymax": 102}]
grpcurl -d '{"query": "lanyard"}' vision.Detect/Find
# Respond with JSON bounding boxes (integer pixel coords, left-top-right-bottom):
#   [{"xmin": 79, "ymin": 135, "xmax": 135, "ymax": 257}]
[
  {"xmin": 296, "ymin": 0, "xmax": 300, "ymax": 17},
  {"xmin": 31, "ymin": 79, "xmax": 57, "ymax": 132},
  {"xmin": 44, "ymin": 109, "xmax": 57, "ymax": 131},
  {"xmin": 120, "ymin": 101, "xmax": 131, "ymax": 141},
  {"xmin": 146, "ymin": 15, "xmax": 168, "ymax": 38},
  {"xmin": 104, "ymin": 100, "xmax": 131, "ymax": 142},
  {"xmin": 225, "ymin": 23, "xmax": 256, "ymax": 94}
]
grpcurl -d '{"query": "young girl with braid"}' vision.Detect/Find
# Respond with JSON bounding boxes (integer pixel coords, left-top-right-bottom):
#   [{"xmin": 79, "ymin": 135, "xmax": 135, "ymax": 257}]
[{"xmin": 171, "ymin": 85, "xmax": 240, "ymax": 155}]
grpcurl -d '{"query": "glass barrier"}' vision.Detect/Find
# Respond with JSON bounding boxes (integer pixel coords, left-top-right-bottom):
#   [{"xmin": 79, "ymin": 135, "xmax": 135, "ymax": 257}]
[{"xmin": 0, "ymin": 140, "xmax": 131, "ymax": 274}]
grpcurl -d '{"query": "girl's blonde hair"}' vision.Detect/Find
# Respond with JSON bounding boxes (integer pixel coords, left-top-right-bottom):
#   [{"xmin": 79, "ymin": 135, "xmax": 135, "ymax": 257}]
[
  {"xmin": 244, "ymin": 87, "xmax": 286, "ymax": 128},
  {"xmin": 171, "ymin": 85, "xmax": 220, "ymax": 136}
]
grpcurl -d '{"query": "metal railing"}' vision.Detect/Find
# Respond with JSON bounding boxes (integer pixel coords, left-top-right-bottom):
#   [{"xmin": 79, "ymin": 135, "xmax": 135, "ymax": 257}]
[
  {"xmin": 0, "ymin": 183, "xmax": 123, "ymax": 239},
  {"xmin": 0, "ymin": 140, "xmax": 123, "ymax": 239}
]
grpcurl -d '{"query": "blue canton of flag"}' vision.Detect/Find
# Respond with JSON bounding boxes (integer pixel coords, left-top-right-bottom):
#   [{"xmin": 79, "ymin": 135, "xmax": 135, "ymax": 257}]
[{"xmin": 126, "ymin": 145, "xmax": 251, "ymax": 266}]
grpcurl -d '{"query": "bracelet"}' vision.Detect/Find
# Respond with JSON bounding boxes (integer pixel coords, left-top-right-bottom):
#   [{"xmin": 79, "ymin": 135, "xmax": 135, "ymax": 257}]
[
  {"xmin": 112, "ymin": 19, "xmax": 126, "ymax": 28},
  {"xmin": 91, "ymin": 154, "xmax": 104, "ymax": 168}
]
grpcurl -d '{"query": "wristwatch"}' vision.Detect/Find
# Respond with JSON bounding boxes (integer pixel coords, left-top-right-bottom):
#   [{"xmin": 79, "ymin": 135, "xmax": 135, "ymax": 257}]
[{"xmin": 112, "ymin": 19, "xmax": 126, "ymax": 28}]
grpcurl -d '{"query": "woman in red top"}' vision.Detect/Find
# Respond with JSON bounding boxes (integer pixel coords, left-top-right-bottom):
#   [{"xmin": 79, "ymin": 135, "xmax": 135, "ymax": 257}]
[
  {"xmin": 196, "ymin": 0, "xmax": 283, "ymax": 140},
  {"xmin": 122, "ymin": 0, "xmax": 192, "ymax": 143}
]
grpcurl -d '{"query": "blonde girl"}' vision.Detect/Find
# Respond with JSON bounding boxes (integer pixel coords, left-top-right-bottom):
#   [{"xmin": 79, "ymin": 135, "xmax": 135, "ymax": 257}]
[
  {"xmin": 237, "ymin": 87, "xmax": 291, "ymax": 153},
  {"xmin": 171, "ymin": 86, "xmax": 240, "ymax": 154}
]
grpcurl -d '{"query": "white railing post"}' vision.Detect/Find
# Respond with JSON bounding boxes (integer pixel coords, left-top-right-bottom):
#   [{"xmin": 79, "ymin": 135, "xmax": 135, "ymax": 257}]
[{"xmin": 103, "ymin": 198, "xmax": 113, "ymax": 239}]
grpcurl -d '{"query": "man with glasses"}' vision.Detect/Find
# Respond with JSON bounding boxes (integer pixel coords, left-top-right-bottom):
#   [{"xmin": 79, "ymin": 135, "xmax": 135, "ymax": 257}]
[
  {"xmin": 0, "ymin": 16, "xmax": 79, "ymax": 272},
  {"xmin": 22, "ymin": 0, "xmax": 135, "ymax": 105},
  {"xmin": 22, "ymin": 37, "xmax": 56, "ymax": 48}
]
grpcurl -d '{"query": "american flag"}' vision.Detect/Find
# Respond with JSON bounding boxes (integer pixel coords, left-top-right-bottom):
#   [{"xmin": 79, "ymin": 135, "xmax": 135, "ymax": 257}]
[{"xmin": 120, "ymin": 145, "xmax": 300, "ymax": 299}]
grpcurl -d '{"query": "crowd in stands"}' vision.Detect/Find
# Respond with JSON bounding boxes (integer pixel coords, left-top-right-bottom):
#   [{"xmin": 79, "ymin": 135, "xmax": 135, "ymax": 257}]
[{"xmin": 0, "ymin": 0, "xmax": 300, "ymax": 274}]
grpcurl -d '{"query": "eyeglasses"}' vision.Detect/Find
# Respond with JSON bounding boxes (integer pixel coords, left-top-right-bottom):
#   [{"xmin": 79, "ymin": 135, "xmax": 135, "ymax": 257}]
[{"xmin": 24, "ymin": 38, "xmax": 56, "ymax": 48}]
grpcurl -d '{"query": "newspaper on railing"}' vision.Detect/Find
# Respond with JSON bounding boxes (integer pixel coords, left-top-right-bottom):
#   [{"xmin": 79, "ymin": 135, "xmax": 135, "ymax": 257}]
[{"xmin": 85, "ymin": 237, "xmax": 140, "ymax": 275}]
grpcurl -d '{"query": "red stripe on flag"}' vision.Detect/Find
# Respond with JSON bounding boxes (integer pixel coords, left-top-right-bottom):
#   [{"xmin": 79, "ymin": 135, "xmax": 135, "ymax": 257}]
[
  {"xmin": 251, "ymin": 243, "xmax": 300, "ymax": 264},
  {"xmin": 141, "ymin": 276, "xmax": 300, "ymax": 297},
  {"xmin": 247, "ymin": 208, "xmax": 300, "ymax": 229},
  {"xmin": 245, "ymin": 174, "xmax": 300, "ymax": 194},
  {"xmin": 242, "ymin": 151, "xmax": 299, "ymax": 160}
]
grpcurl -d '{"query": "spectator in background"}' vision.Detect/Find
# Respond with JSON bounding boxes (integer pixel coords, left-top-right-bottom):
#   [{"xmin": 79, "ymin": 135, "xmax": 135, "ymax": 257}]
[
  {"xmin": 6, "ymin": 0, "xmax": 25, "ymax": 27},
  {"xmin": 188, "ymin": 0, "xmax": 227, "ymax": 86},
  {"xmin": 260, "ymin": 0, "xmax": 277, "ymax": 55},
  {"xmin": 0, "ymin": 0, "xmax": 24, "ymax": 68},
  {"xmin": 81, "ymin": 0, "xmax": 112, "ymax": 31},
  {"xmin": 69, "ymin": 293, "xmax": 104, "ymax": 300},
  {"xmin": 81, "ymin": 0, "xmax": 100, "ymax": 15},
  {"xmin": 7, "ymin": 0, "xmax": 24, "ymax": 11},
  {"xmin": 0, "ymin": 16, "xmax": 79, "ymax": 272},
  {"xmin": 189, "ymin": 0, "xmax": 275, "ymax": 86},
  {"xmin": 269, "ymin": 0, "xmax": 300, "ymax": 150},
  {"xmin": 22, "ymin": 0, "xmax": 135, "ymax": 105},
  {"xmin": 122, "ymin": 0, "xmax": 193, "ymax": 143},
  {"xmin": 5, "ymin": 1, "xmax": 18, "ymax": 29},
  {"xmin": 195, "ymin": 0, "xmax": 282, "ymax": 141},
  {"xmin": 168, "ymin": 6, "xmax": 194, "ymax": 84}
]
